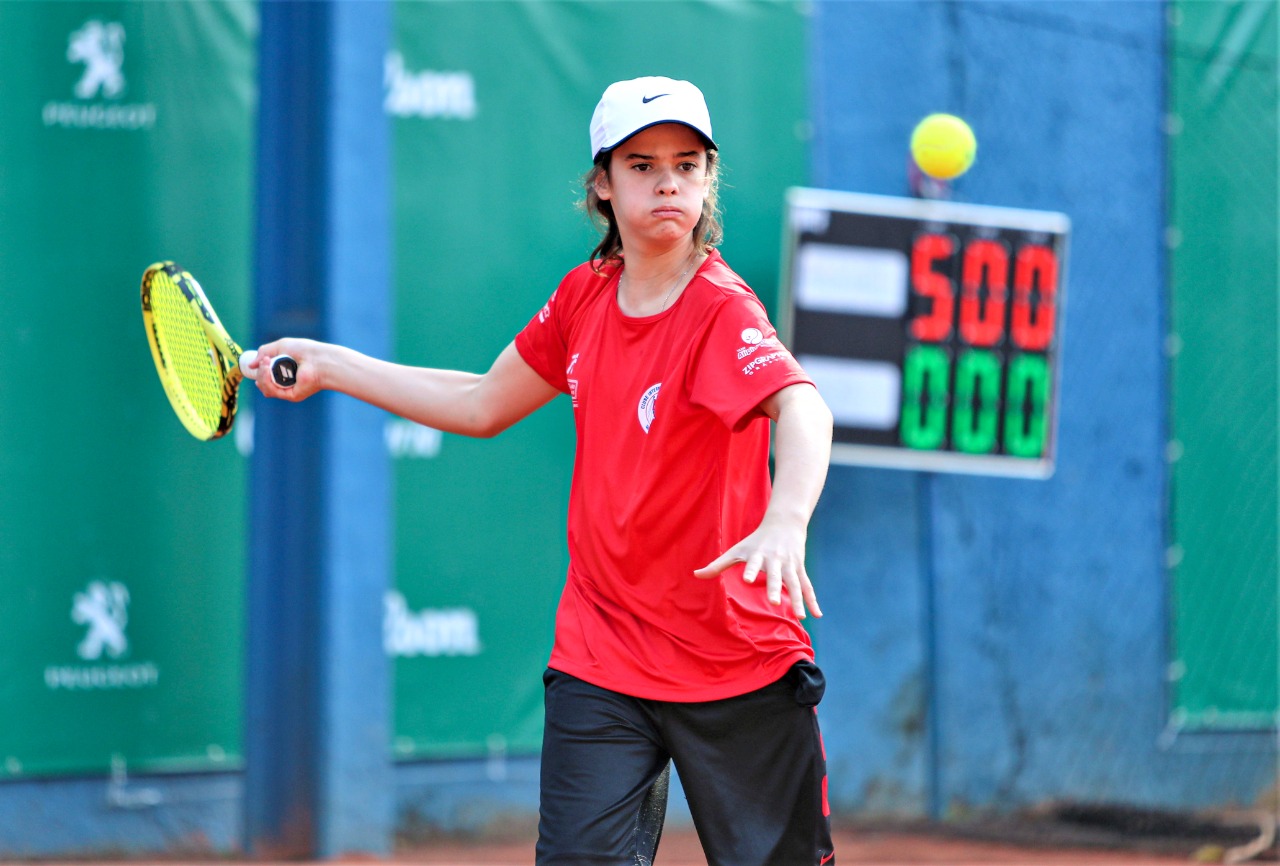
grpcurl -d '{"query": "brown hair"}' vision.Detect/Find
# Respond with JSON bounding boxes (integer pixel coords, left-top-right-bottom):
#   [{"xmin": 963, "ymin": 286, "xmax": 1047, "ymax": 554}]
[{"xmin": 582, "ymin": 148, "xmax": 723, "ymax": 270}]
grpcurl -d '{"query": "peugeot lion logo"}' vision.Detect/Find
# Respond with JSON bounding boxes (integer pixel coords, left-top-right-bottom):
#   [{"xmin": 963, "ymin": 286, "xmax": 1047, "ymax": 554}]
[
  {"xmin": 68, "ymin": 21, "xmax": 126, "ymax": 100},
  {"xmin": 72, "ymin": 580, "xmax": 130, "ymax": 660}
]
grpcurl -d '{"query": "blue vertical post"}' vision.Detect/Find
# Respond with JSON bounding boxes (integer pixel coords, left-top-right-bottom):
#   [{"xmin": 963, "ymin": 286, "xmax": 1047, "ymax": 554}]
[{"xmin": 246, "ymin": 1, "xmax": 393, "ymax": 857}]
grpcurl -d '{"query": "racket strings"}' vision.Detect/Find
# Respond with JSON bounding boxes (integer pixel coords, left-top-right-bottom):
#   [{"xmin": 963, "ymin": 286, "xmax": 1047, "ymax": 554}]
[{"xmin": 144, "ymin": 269, "xmax": 232, "ymax": 437}]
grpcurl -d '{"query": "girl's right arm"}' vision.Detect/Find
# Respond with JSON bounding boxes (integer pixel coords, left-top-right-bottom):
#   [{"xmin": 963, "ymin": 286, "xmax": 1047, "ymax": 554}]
[{"xmin": 249, "ymin": 338, "xmax": 559, "ymax": 438}]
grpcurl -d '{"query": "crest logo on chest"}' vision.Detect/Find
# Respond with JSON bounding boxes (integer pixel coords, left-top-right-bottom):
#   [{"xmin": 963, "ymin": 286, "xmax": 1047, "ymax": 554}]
[{"xmin": 637, "ymin": 383, "xmax": 661, "ymax": 433}]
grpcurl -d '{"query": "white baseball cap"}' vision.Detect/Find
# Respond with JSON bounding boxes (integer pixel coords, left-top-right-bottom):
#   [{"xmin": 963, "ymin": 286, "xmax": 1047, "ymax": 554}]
[{"xmin": 589, "ymin": 76, "xmax": 716, "ymax": 162}]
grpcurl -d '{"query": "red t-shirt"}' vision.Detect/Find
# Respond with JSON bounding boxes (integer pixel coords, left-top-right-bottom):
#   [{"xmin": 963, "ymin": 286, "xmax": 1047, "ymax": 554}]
[{"xmin": 515, "ymin": 249, "xmax": 816, "ymax": 701}]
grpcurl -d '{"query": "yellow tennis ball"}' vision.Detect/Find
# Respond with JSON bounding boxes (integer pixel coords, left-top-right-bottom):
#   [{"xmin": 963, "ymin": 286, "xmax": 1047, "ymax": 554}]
[{"xmin": 911, "ymin": 113, "xmax": 977, "ymax": 180}]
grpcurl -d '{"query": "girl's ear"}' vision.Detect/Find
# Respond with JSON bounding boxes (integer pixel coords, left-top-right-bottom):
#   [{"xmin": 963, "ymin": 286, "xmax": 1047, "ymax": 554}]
[{"xmin": 593, "ymin": 167, "xmax": 612, "ymax": 201}]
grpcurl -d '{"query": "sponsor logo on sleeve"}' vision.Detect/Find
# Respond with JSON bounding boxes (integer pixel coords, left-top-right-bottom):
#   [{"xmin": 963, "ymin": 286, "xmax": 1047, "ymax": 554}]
[
  {"xmin": 736, "ymin": 326, "xmax": 778, "ymax": 360},
  {"xmin": 742, "ymin": 351, "xmax": 787, "ymax": 376},
  {"xmin": 537, "ymin": 291, "xmax": 558, "ymax": 324}
]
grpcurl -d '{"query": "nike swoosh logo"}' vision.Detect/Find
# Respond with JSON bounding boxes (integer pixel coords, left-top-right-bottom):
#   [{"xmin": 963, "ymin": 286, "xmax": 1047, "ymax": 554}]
[{"xmin": 641, "ymin": 93, "xmax": 669, "ymax": 103}]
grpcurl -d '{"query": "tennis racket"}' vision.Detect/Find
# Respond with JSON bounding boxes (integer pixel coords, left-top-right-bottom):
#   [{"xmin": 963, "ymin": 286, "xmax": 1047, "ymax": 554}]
[{"xmin": 140, "ymin": 261, "xmax": 296, "ymax": 441}]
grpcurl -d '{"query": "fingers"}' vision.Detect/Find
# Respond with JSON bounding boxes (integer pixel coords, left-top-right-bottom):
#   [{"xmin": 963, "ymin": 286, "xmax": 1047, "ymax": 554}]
[
  {"xmin": 694, "ymin": 549, "xmax": 766, "ymax": 583},
  {"xmin": 693, "ymin": 549, "xmax": 743, "ymax": 579},
  {"xmin": 799, "ymin": 564, "xmax": 823, "ymax": 619},
  {"xmin": 251, "ymin": 340, "xmax": 311, "ymax": 401},
  {"xmin": 764, "ymin": 558, "xmax": 812, "ymax": 620},
  {"xmin": 764, "ymin": 556, "xmax": 783, "ymax": 606},
  {"xmin": 251, "ymin": 347, "xmax": 285, "ymax": 397},
  {"xmin": 768, "ymin": 557, "xmax": 819, "ymax": 619},
  {"xmin": 694, "ymin": 542, "xmax": 822, "ymax": 620},
  {"xmin": 754, "ymin": 557, "xmax": 820, "ymax": 620}
]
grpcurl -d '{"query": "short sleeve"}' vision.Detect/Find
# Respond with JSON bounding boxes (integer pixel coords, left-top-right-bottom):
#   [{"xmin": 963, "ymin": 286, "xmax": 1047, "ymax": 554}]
[
  {"xmin": 515, "ymin": 288, "xmax": 570, "ymax": 393},
  {"xmin": 687, "ymin": 294, "xmax": 813, "ymax": 430}
]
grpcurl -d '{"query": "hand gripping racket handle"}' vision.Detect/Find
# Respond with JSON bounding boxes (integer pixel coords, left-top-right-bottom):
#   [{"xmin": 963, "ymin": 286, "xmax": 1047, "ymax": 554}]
[{"xmin": 239, "ymin": 350, "xmax": 298, "ymax": 388}]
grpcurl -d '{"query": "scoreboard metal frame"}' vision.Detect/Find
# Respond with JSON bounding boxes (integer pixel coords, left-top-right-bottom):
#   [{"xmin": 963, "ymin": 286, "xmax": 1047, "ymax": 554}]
[{"xmin": 780, "ymin": 187, "xmax": 1070, "ymax": 478}]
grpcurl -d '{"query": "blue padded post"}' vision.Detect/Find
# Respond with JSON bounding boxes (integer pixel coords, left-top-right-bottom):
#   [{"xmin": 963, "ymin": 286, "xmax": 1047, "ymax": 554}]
[{"xmin": 246, "ymin": 1, "xmax": 392, "ymax": 856}]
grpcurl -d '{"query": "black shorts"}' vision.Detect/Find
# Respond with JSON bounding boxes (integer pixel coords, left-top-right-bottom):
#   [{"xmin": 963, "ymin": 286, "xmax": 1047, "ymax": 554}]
[{"xmin": 536, "ymin": 663, "xmax": 835, "ymax": 866}]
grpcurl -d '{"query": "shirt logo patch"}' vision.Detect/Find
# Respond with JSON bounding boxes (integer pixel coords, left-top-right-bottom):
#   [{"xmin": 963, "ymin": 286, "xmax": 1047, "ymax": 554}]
[
  {"xmin": 537, "ymin": 290, "xmax": 557, "ymax": 323},
  {"xmin": 637, "ymin": 383, "xmax": 661, "ymax": 433},
  {"xmin": 566, "ymin": 353, "xmax": 581, "ymax": 408},
  {"xmin": 742, "ymin": 351, "xmax": 786, "ymax": 376},
  {"xmin": 736, "ymin": 328, "xmax": 773, "ymax": 360}
]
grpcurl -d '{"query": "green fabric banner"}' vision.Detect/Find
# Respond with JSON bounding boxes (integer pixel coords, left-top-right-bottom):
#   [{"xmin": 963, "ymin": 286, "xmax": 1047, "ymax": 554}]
[
  {"xmin": 1168, "ymin": 0, "xmax": 1279, "ymax": 729},
  {"xmin": 0, "ymin": 2, "xmax": 256, "ymax": 776}
]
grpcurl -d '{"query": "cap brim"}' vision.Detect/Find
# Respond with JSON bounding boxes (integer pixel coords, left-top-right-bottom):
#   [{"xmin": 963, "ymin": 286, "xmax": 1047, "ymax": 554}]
[{"xmin": 594, "ymin": 121, "xmax": 717, "ymax": 162}]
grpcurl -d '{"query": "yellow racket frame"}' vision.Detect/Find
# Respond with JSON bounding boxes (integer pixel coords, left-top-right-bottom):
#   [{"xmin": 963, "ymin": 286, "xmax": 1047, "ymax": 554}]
[{"xmin": 141, "ymin": 262, "xmax": 247, "ymax": 441}]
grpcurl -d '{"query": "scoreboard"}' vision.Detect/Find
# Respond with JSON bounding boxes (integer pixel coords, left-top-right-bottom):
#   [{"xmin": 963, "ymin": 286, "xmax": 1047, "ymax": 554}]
[{"xmin": 781, "ymin": 188, "xmax": 1070, "ymax": 478}]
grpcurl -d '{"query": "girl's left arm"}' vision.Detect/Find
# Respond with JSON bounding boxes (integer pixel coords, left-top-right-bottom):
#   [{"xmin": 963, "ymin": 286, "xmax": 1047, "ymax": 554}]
[{"xmin": 694, "ymin": 382, "xmax": 834, "ymax": 618}]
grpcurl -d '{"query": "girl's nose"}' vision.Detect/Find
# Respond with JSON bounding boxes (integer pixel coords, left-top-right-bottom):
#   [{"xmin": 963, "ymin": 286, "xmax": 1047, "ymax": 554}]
[{"xmin": 654, "ymin": 167, "xmax": 678, "ymax": 194}]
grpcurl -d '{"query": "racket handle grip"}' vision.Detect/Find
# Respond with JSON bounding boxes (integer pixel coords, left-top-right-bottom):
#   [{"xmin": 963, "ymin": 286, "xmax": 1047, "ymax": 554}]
[{"xmin": 239, "ymin": 350, "xmax": 298, "ymax": 388}]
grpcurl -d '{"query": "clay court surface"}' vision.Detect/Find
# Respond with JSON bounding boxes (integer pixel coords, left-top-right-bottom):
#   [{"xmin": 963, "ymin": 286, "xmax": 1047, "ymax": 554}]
[
  {"xmin": 20, "ymin": 811, "xmax": 1266, "ymax": 866},
  {"xmin": 27, "ymin": 826, "xmax": 1211, "ymax": 866},
  {"xmin": 390, "ymin": 827, "xmax": 1194, "ymax": 865}
]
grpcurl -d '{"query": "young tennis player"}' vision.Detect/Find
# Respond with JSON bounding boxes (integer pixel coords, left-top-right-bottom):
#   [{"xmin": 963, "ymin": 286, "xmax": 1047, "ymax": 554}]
[{"xmin": 252, "ymin": 76, "xmax": 836, "ymax": 865}]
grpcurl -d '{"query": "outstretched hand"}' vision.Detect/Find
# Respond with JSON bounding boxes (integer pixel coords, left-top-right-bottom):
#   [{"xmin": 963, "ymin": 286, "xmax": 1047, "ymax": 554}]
[
  {"xmin": 693, "ymin": 516, "xmax": 822, "ymax": 620},
  {"xmin": 249, "ymin": 338, "xmax": 326, "ymax": 401}
]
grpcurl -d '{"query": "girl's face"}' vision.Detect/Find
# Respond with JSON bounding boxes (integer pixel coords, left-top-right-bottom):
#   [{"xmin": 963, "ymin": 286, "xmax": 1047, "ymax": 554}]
[{"xmin": 594, "ymin": 123, "xmax": 710, "ymax": 255}]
